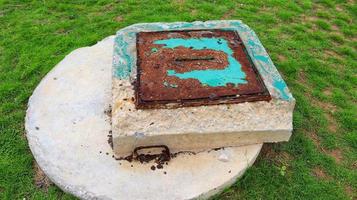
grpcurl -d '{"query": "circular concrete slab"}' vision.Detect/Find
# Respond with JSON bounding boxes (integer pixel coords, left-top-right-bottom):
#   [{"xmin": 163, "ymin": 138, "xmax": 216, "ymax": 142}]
[{"xmin": 25, "ymin": 36, "xmax": 262, "ymax": 200}]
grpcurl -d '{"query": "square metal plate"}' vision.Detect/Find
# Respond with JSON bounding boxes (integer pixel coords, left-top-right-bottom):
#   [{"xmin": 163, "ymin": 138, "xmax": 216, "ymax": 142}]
[{"xmin": 135, "ymin": 29, "xmax": 271, "ymax": 109}]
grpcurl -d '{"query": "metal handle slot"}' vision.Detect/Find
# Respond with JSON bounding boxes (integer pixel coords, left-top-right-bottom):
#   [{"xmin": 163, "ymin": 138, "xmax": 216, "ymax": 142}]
[
  {"xmin": 133, "ymin": 145, "xmax": 171, "ymax": 163},
  {"xmin": 175, "ymin": 56, "xmax": 215, "ymax": 62}
]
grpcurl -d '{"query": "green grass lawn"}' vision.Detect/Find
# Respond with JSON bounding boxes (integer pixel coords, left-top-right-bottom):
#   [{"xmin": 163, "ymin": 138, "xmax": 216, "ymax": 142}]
[{"xmin": 0, "ymin": 0, "xmax": 356, "ymax": 199}]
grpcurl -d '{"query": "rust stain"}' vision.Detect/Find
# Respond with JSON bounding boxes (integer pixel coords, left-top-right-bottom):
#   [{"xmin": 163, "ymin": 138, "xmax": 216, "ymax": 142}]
[{"xmin": 135, "ymin": 29, "xmax": 271, "ymax": 109}]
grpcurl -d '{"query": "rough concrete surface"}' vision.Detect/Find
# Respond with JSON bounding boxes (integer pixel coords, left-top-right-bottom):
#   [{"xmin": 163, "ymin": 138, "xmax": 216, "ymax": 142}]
[
  {"xmin": 25, "ymin": 35, "xmax": 263, "ymax": 200},
  {"xmin": 112, "ymin": 21, "xmax": 295, "ymax": 157}
]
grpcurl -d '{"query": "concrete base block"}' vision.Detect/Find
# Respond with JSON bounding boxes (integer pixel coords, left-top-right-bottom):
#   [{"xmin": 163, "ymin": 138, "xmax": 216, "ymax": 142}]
[
  {"xmin": 112, "ymin": 21, "xmax": 295, "ymax": 157},
  {"xmin": 25, "ymin": 36, "xmax": 263, "ymax": 200}
]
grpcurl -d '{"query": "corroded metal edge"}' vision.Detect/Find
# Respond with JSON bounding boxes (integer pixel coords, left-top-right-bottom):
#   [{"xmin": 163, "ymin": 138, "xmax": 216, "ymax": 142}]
[{"xmin": 134, "ymin": 29, "xmax": 272, "ymax": 109}]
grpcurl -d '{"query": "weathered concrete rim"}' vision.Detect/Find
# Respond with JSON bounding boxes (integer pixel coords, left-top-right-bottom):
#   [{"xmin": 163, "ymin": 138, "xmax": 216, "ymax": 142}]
[{"xmin": 25, "ymin": 35, "xmax": 263, "ymax": 200}]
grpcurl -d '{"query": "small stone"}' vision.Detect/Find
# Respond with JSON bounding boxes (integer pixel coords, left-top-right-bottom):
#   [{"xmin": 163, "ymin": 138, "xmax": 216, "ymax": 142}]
[{"xmin": 218, "ymin": 151, "xmax": 230, "ymax": 162}]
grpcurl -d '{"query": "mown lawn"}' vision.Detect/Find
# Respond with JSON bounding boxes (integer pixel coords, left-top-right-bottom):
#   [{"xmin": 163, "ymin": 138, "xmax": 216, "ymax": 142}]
[{"xmin": 0, "ymin": 0, "xmax": 356, "ymax": 199}]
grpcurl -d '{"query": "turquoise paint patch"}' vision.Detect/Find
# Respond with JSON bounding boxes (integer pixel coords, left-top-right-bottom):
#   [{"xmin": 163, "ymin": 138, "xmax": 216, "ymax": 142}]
[
  {"xmin": 154, "ymin": 37, "xmax": 247, "ymax": 87},
  {"xmin": 254, "ymin": 55, "xmax": 269, "ymax": 63},
  {"xmin": 273, "ymin": 79, "xmax": 290, "ymax": 100},
  {"xmin": 168, "ymin": 23, "xmax": 194, "ymax": 29},
  {"xmin": 151, "ymin": 47, "xmax": 158, "ymax": 53},
  {"xmin": 254, "ymin": 52, "xmax": 290, "ymax": 100},
  {"xmin": 115, "ymin": 36, "xmax": 132, "ymax": 79},
  {"xmin": 229, "ymin": 21, "xmax": 242, "ymax": 27}
]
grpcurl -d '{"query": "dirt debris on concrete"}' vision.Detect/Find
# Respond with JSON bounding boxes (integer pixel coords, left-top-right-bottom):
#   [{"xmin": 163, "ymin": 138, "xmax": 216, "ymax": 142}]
[{"xmin": 33, "ymin": 162, "xmax": 52, "ymax": 191}]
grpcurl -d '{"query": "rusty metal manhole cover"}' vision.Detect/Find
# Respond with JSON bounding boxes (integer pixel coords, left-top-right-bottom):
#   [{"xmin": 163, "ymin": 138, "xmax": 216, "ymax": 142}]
[{"xmin": 135, "ymin": 29, "xmax": 271, "ymax": 109}]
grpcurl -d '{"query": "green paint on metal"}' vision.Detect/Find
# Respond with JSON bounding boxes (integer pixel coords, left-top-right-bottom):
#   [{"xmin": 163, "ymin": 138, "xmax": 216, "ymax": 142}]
[
  {"xmin": 151, "ymin": 47, "xmax": 158, "ymax": 53},
  {"xmin": 154, "ymin": 37, "xmax": 247, "ymax": 87}
]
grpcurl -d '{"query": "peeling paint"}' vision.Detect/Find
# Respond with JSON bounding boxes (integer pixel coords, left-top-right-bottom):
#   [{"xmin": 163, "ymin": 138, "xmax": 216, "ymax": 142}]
[
  {"xmin": 163, "ymin": 81, "xmax": 178, "ymax": 88},
  {"xmin": 154, "ymin": 37, "xmax": 247, "ymax": 87}
]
